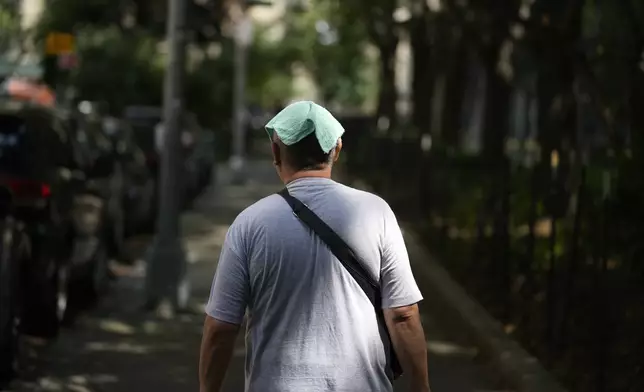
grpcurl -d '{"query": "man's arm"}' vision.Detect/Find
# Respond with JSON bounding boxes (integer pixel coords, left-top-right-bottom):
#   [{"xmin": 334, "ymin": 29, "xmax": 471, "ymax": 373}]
[
  {"xmin": 384, "ymin": 304, "xmax": 430, "ymax": 392},
  {"xmin": 199, "ymin": 316, "xmax": 241, "ymax": 392},
  {"xmin": 378, "ymin": 202, "xmax": 430, "ymax": 391},
  {"xmin": 200, "ymin": 225, "xmax": 250, "ymax": 392}
]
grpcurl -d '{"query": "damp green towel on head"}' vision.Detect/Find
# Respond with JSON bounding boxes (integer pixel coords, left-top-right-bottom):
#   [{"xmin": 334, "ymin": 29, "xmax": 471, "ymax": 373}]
[{"xmin": 265, "ymin": 101, "xmax": 345, "ymax": 154}]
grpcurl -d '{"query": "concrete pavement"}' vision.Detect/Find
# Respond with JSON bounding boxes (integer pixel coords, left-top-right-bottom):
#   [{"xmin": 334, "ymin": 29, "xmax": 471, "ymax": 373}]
[{"xmin": 5, "ymin": 161, "xmax": 509, "ymax": 392}]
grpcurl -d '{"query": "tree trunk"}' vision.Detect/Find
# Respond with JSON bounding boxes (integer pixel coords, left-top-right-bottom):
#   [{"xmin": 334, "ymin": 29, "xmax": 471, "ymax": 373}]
[
  {"xmin": 482, "ymin": 46, "xmax": 511, "ymax": 159},
  {"xmin": 442, "ymin": 38, "xmax": 467, "ymax": 147},
  {"xmin": 535, "ymin": 0, "xmax": 583, "ymax": 160},
  {"xmin": 410, "ymin": 16, "xmax": 432, "ymax": 135},
  {"xmin": 377, "ymin": 40, "xmax": 398, "ymax": 130}
]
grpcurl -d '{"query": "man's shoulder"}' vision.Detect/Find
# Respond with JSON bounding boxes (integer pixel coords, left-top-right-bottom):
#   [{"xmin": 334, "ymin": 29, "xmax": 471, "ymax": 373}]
[
  {"xmin": 232, "ymin": 193, "xmax": 286, "ymax": 227},
  {"xmin": 230, "ymin": 182, "xmax": 392, "ymax": 228},
  {"xmin": 334, "ymin": 181, "xmax": 391, "ymax": 211}
]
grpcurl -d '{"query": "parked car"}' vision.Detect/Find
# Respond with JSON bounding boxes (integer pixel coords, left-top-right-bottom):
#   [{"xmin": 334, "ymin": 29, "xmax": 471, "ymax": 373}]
[
  {"xmin": 99, "ymin": 116, "xmax": 156, "ymax": 236},
  {"xmin": 123, "ymin": 106, "xmax": 201, "ymax": 207},
  {"xmin": 124, "ymin": 106, "xmax": 162, "ymax": 178},
  {"xmin": 68, "ymin": 102, "xmax": 128, "ymax": 262},
  {"xmin": 0, "ymin": 97, "xmax": 110, "ymax": 340},
  {"xmin": 193, "ymin": 130, "xmax": 216, "ymax": 191},
  {"xmin": 0, "ymin": 188, "xmax": 30, "ymax": 386}
]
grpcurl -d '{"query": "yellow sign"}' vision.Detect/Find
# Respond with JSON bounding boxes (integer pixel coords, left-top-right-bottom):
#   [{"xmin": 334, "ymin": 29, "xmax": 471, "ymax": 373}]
[{"xmin": 45, "ymin": 32, "xmax": 75, "ymax": 55}]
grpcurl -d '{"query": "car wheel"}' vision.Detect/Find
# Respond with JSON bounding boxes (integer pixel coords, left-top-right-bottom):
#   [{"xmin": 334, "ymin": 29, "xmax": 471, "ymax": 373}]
[
  {"xmin": 62, "ymin": 236, "xmax": 110, "ymax": 326},
  {"xmin": 20, "ymin": 253, "xmax": 64, "ymax": 339},
  {"xmin": 20, "ymin": 230, "xmax": 63, "ymax": 339},
  {"xmin": 0, "ymin": 222, "xmax": 23, "ymax": 384}
]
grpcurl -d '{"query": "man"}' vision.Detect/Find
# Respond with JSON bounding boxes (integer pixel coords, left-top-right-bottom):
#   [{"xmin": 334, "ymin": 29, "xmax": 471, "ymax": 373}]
[{"xmin": 200, "ymin": 101, "xmax": 430, "ymax": 392}]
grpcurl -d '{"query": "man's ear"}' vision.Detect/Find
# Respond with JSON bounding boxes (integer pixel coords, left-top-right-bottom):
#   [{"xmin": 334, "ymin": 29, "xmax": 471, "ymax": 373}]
[
  {"xmin": 333, "ymin": 138, "xmax": 343, "ymax": 163},
  {"xmin": 271, "ymin": 142, "xmax": 281, "ymax": 166}
]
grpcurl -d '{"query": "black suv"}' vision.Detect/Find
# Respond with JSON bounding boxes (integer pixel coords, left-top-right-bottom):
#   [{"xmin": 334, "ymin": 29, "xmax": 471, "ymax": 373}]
[
  {"xmin": 68, "ymin": 104, "xmax": 128, "ymax": 262},
  {"xmin": 0, "ymin": 100, "xmax": 110, "ymax": 341},
  {"xmin": 0, "ymin": 187, "xmax": 30, "ymax": 385},
  {"xmin": 99, "ymin": 117, "xmax": 156, "ymax": 235}
]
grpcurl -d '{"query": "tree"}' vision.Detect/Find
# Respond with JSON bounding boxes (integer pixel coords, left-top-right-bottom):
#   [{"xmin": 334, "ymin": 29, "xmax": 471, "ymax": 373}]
[
  {"xmin": 70, "ymin": 27, "xmax": 164, "ymax": 113},
  {"xmin": 278, "ymin": 0, "xmax": 374, "ymax": 109},
  {"xmin": 0, "ymin": 4, "xmax": 21, "ymax": 60},
  {"xmin": 36, "ymin": 0, "xmax": 225, "ymax": 40}
]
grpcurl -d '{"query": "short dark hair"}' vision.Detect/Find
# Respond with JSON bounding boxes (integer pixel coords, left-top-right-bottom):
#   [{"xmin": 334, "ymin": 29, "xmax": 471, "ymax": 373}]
[{"xmin": 282, "ymin": 132, "xmax": 333, "ymax": 171}]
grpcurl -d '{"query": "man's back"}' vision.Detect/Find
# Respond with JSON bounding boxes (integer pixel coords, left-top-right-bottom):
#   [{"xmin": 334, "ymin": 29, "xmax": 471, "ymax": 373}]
[{"xmin": 207, "ymin": 177, "xmax": 422, "ymax": 392}]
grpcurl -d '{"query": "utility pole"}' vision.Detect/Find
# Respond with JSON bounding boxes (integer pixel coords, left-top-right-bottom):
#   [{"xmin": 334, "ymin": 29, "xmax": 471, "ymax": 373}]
[
  {"xmin": 230, "ymin": 3, "xmax": 253, "ymax": 183},
  {"xmin": 145, "ymin": 0, "xmax": 189, "ymax": 316}
]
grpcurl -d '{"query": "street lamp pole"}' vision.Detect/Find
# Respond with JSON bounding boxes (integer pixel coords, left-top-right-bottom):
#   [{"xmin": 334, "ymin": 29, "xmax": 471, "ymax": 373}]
[
  {"xmin": 230, "ymin": 6, "xmax": 253, "ymax": 183},
  {"xmin": 145, "ymin": 0, "xmax": 189, "ymax": 316}
]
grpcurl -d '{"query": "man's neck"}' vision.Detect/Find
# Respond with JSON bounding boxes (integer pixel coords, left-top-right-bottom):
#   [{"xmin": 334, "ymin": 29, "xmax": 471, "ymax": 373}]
[{"xmin": 283, "ymin": 168, "xmax": 332, "ymax": 185}]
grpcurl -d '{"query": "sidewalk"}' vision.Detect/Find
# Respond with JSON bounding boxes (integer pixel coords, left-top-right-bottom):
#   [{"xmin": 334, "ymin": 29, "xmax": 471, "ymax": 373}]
[{"xmin": 6, "ymin": 160, "xmax": 507, "ymax": 392}]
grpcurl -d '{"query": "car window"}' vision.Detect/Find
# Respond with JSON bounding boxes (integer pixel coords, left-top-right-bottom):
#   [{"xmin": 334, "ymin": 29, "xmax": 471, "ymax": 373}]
[
  {"xmin": 0, "ymin": 112, "xmax": 63, "ymax": 177},
  {"xmin": 29, "ymin": 114, "xmax": 68, "ymax": 170},
  {"xmin": 131, "ymin": 124, "xmax": 155, "ymax": 153},
  {"xmin": 0, "ymin": 114, "xmax": 31, "ymax": 175},
  {"xmin": 51, "ymin": 118, "xmax": 78, "ymax": 169}
]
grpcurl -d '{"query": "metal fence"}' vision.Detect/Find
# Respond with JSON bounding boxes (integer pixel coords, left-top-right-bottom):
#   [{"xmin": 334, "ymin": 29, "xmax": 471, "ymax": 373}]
[{"xmin": 340, "ymin": 120, "xmax": 644, "ymax": 392}]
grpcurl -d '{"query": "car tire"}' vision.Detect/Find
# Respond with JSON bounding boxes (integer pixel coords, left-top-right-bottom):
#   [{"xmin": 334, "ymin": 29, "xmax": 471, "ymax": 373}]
[
  {"xmin": 20, "ymin": 224, "xmax": 78, "ymax": 339},
  {"xmin": 20, "ymin": 253, "xmax": 63, "ymax": 339},
  {"xmin": 62, "ymin": 239, "xmax": 110, "ymax": 326},
  {"xmin": 0, "ymin": 221, "xmax": 26, "ymax": 385}
]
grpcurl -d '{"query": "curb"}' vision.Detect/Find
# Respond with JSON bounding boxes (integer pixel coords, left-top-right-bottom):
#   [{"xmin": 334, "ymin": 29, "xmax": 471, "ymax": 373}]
[{"xmin": 344, "ymin": 174, "xmax": 568, "ymax": 392}]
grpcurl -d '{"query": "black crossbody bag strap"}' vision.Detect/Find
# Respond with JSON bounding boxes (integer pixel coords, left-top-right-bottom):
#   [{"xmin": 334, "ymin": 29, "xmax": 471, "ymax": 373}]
[{"xmin": 278, "ymin": 188, "xmax": 402, "ymax": 382}]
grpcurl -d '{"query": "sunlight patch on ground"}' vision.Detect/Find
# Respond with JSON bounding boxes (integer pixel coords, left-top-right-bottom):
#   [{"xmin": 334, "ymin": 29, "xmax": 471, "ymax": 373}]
[
  {"xmin": 84, "ymin": 341, "xmax": 150, "ymax": 354},
  {"xmin": 36, "ymin": 374, "xmax": 119, "ymax": 392},
  {"xmin": 426, "ymin": 340, "xmax": 478, "ymax": 358},
  {"xmin": 142, "ymin": 320, "xmax": 161, "ymax": 334},
  {"xmin": 36, "ymin": 378, "xmax": 63, "ymax": 391},
  {"xmin": 67, "ymin": 385, "xmax": 90, "ymax": 392},
  {"xmin": 98, "ymin": 319, "xmax": 136, "ymax": 335},
  {"xmin": 182, "ymin": 223, "xmax": 229, "ymax": 263}
]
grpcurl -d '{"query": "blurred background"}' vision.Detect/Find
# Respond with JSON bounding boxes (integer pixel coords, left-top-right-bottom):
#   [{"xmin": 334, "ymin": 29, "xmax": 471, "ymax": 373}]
[{"xmin": 1, "ymin": 0, "xmax": 643, "ymax": 391}]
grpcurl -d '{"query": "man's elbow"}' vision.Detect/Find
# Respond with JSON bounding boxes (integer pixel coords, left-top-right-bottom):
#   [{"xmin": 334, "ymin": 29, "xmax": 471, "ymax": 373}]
[
  {"xmin": 203, "ymin": 315, "xmax": 241, "ymax": 340},
  {"xmin": 384, "ymin": 303, "xmax": 420, "ymax": 325},
  {"xmin": 199, "ymin": 316, "xmax": 242, "ymax": 391}
]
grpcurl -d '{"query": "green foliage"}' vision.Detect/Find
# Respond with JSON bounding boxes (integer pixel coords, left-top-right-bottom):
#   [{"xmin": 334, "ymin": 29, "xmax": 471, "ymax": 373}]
[
  {"xmin": 0, "ymin": 4, "xmax": 20, "ymax": 54},
  {"xmin": 186, "ymin": 40, "xmax": 234, "ymax": 130},
  {"xmin": 280, "ymin": 0, "xmax": 375, "ymax": 107},
  {"xmin": 246, "ymin": 27, "xmax": 295, "ymax": 107},
  {"xmin": 70, "ymin": 27, "xmax": 164, "ymax": 113},
  {"xmin": 36, "ymin": 0, "xmax": 121, "ymax": 36}
]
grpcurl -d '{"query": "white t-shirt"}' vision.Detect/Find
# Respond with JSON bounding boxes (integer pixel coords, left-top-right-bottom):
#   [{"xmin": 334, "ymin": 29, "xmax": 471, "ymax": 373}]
[{"xmin": 206, "ymin": 177, "xmax": 423, "ymax": 392}]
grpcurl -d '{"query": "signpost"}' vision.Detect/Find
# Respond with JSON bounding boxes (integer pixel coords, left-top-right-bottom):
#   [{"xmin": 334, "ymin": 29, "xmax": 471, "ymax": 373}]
[
  {"xmin": 229, "ymin": 0, "xmax": 272, "ymax": 183},
  {"xmin": 45, "ymin": 32, "xmax": 75, "ymax": 56},
  {"xmin": 144, "ymin": 0, "xmax": 190, "ymax": 317},
  {"xmin": 43, "ymin": 32, "xmax": 77, "ymax": 107},
  {"xmin": 230, "ymin": 15, "xmax": 253, "ymax": 183}
]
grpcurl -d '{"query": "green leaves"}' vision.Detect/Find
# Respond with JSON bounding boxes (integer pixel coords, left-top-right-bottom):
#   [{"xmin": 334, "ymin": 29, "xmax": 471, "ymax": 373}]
[
  {"xmin": 276, "ymin": 0, "xmax": 375, "ymax": 107},
  {"xmin": 0, "ymin": 5, "xmax": 20, "ymax": 54},
  {"xmin": 70, "ymin": 27, "xmax": 164, "ymax": 113}
]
